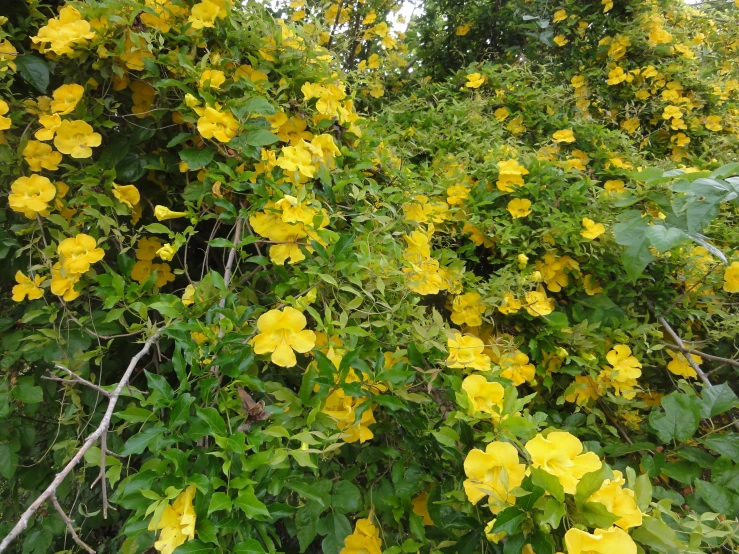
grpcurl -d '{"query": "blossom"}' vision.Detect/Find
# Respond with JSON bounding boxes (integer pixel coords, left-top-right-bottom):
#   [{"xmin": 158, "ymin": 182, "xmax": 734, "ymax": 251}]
[
  {"xmin": 581, "ymin": 218, "xmax": 606, "ymax": 240},
  {"xmin": 525, "ymin": 431, "xmax": 602, "ymax": 494},
  {"xmin": 446, "ymin": 332, "xmax": 491, "ymax": 371},
  {"xmin": 0, "ymin": 99, "xmax": 11, "ymax": 130},
  {"xmin": 252, "ymin": 307, "xmax": 317, "ymax": 367},
  {"xmin": 131, "ymin": 80, "xmax": 156, "ymax": 118},
  {"xmin": 606, "ymin": 67, "xmax": 627, "ymax": 85},
  {"xmin": 604, "ymin": 180, "xmax": 625, "ymax": 194},
  {"xmin": 451, "ymin": 292, "xmax": 485, "ymax": 327},
  {"xmin": 564, "ymin": 527, "xmax": 636, "ymax": 554},
  {"xmin": 620, "ymin": 118, "xmax": 640, "ymax": 134},
  {"xmin": 35, "ymin": 113, "xmax": 61, "ymax": 141},
  {"xmin": 496, "ymin": 159, "xmax": 529, "ymax": 192},
  {"xmin": 155, "ymin": 206, "xmax": 188, "ymax": 221},
  {"xmin": 131, "ymin": 260, "xmax": 154, "ymax": 283},
  {"xmin": 571, "ymin": 75, "xmax": 585, "ymax": 88},
  {"xmin": 50, "ymin": 84, "xmax": 84, "ymax": 115},
  {"xmin": 148, "ymin": 485, "xmax": 197, "ymax": 554},
  {"xmin": 536, "ymin": 253, "xmax": 579, "ymax": 292},
  {"xmin": 666, "ymin": 350, "xmax": 699, "ymax": 379},
  {"xmin": 662, "ymin": 105, "xmax": 682, "ymax": 120},
  {"xmin": 57, "ymin": 234, "xmax": 105, "ymax": 275},
  {"xmin": 199, "ymin": 69, "xmax": 226, "ymax": 89},
  {"xmin": 723, "ymin": 262, "xmax": 739, "ymax": 293},
  {"xmin": 411, "ymin": 492, "xmax": 435, "ymax": 525},
  {"xmin": 599, "ymin": 345, "xmax": 641, "ymax": 399},
  {"xmin": 157, "ymin": 243, "xmax": 177, "ymax": 261},
  {"xmin": 50, "ymin": 262, "xmax": 80, "ymax": 301},
  {"xmin": 565, "ymin": 375, "xmax": 600, "ymax": 405},
  {"xmin": 704, "ymin": 115, "xmax": 722, "ymax": 132},
  {"xmin": 583, "ymin": 275, "xmax": 603, "ymax": 295},
  {"xmin": 552, "ymin": 129, "xmax": 575, "ymax": 143},
  {"xmin": 507, "ymin": 198, "xmax": 532, "ymax": 218},
  {"xmin": 456, "ymin": 23, "xmax": 471, "ymax": 36},
  {"xmin": 188, "ymin": 1, "xmax": 224, "ymax": 29},
  {"xmin": 0, "ymin": 40, "xmax": 17, "ymax": 73},
  {"xmin": 152, "ymin": 263, "xmax": 175, "ymax": 287},
  {"xmin": 197, "ymin": 106, "xmax": 240, "ymax": 142},
  {"xmin": 553, "ymin": 10, "xmax": 567, "ymax": 23},
  {"xmin": 588, "ymin": 471, "xmax": 643, "ymax": 529},
  {"xmin": 554, "ymin": 35, "xmax": 569, "ymax": 47},
  {"xmin": 340, "ymin": 518, "xmax": 382, "ymax": 554},
  {"xmin": 524, "ymin": 290, "xmax": 554, "ymax": 316},
  {"xmin": 499, "ymin": 350, "xmax": 536, "ymax": 386},
  {"xmin": 462, "ymin": 374, "xmax": 505, "ymax": 420},
  {"xmin": 137, "ymin": 237, "xmax": 163, "ymax": 261},
  {"xmin": 447, "ymin": 184, "xmax": 469, "ymax": 205},
  {"xmin": 602, "ymin": 0, "xmax": 613, "ymax": 12},
  {"xmin": 276, "ymin": 141, "xmax": 316, "ymax": 178},
  {"xmin": 12, "ymin": 271, "xmax": 45, "ymax": 302},
  {"xmin": 31, "ymin": 6, "xmax": 95, "ymax": 57},
  {"xmin": 9, "ymin": 174, "xmax": 56, "ymax": 218},
  {"xmin": 463, "ymin": 441, "xmax": 526, "ymax": 512},
  {"xmin": 465, "ymin": 73, "xmax": 486, "ymax": 89},
  {"xmin": 498, "ymin": 292, "xmax": 522, "ymax": 315},
  {"xmin": 494, "ymin": 107, "xmax": 509, "ymax": 122},
  {"xmin": 54, "ymin": 120, "xmax": 102, "ymax": 158},
  {"xmin": 23, "ymin": 141, "xmax": 62, "ymax": 171},
  {"xmin": 182, "ymin": 284, "xmax": 196, "ymax": 306},
  {"xmin": 403, "ymin": 258, "xmax": 448, "ymax": 295},
  {"xmin": 112, "ymin": 184, "xmax": 140, "ymax": 209},
  {"xmin": 322, "ymin": 389, "xmax": 376, "ymax": 443}
]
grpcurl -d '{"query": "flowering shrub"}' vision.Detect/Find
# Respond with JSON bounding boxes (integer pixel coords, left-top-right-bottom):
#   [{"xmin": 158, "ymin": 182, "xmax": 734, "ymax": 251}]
[{"xmin": 0, "ymin": 1, "xmax": 738, "ymax": 554}]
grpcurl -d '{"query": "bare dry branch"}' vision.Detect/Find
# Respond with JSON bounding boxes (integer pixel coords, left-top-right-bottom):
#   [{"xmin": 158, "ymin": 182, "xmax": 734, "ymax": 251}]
[
  {"xmin": 41, "ymin": 365, "xmax": 111, "ymax": 397},
  {"xmin": 0, "ymin": 332, "xmax": 162, "ymax": 553},
  {"xmin": 50, "ymin": 495, "xmax": 96, "ymax": 554},
  {"xmin": 662, "ymin": 343, "xmax": 739, "ymax": 369}
]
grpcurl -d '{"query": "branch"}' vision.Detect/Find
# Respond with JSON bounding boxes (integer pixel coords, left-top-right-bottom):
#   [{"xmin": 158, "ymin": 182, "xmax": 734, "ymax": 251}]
[
  {"xmin": 662, "ymin": 344, "xmax": 739, "ymax": 369},
  {"xmin": 60, "ymin": 300, "xmax": 145, "ymax": 341},
  {"xmin": 41, "ymin": 365, "xmax": 111, "ymax": 397},
  {"xmin": 657, "ymin": 315, "xmax": 739, "ymax": 433},
  {"xmin": 219, "ymin": 216, "xmax": 243, "ymax": 311},
  {"xmin": 50, "ymin": 495, "xmax": 96, "ymax": 554},
  {"xmin": 0, "ymin": 332, "xmax": 162, "ymax": 553}
]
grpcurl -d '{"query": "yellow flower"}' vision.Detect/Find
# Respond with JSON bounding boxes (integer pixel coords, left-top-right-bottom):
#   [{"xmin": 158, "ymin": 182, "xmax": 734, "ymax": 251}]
[
  {"xmin": 666, "ymin": 350, "xmax": 699, "ymax": 379},
  {"xmin": 517, "ymin": 254, "xmax": 529, "ymax": 267},
  {"xmin": 182, "ymin": 284, "xmax": 196, "ymax": 306},
  {"xmin": 456, "ymin": 23, "xmax": 471, "ymax": 36},
  {"xmin": 565, "ymin": 527, "xmax": 636, "ymax": 554},
  {"xmin": 9, "ymin": 174, "xmax": 56, "ymax": 218},
  {"xmin": 58, "ymin": 234, "xmax": 105, "ymax": 275},
  {"xmin": 446, "ymin": 184, "xmax": 469, "ymax": 205},
  {"xmin": 620, "ymin": 118, "xmax": 640, "ymax": 134},
  {"xmin": 506, "ymin": 116, "xmax": 526, "ymax": 135},
  {"xmin": 723, "ymin": 262, "xmax": 739, "ymax": 293},
  {"xmin": 411, "ymin": 492, "xmax": 435, "ymax": 526},
  {"xmin": 451, "ymin": 292, "xmax": 485, "ymax": 327},
  {"xmin": 553, "ymin": 9, "xmax": 567, "ymax": 23},
  {"xmin": 323, "ymin": 389, "xmax": 376, "ymax": 444},
  {"xmin": 50, "ymin": 262, "xmax": 80, "ymax": 301},
  {"xmin": 536, "ymin": 253, "xmax": 579, "ymax": 292},
  {"xmin": 252, "ymin": 307, "xmax": 317, "ymax": 367},
  {"xmin": 602, "ymin": 0, "xmax": 614, "ymax": 12},
  {"xmin": 31, "ymin": 6, "xmax": 95, "ymax": 57},
  {"xmin": 463, "ymin": 441, "xmax": 526, "ymax": 513},
  {"xmin": 0, "ymin": 40, "xmax": 17, "ymax": 73},
  {"xmin": 446, "ymin": 332, "xmax": 491, "ymax": 371},
  {"xmin": 131, "ymin": 260, "xmax": 153, "ymax": 283},
  {"xmin": 485, "ymin": 519, "xmax": 506, "ymax": 543},
  {"xmin": 157, "ymin": 243, "xmax": 178, "ymax": 261},
  {"xmin": 524, "ymin": 290, "xmax": 555, "ymax": 317},
  {"xmin": 494, "ymin": 107, "xmax": 509, "ymax": 122},
  {"xmin": 188, "ymin": 0, "xmax": 225, "ymax": 29},
  {"xmin": 199, "ymin": 69, "xmax": 226, "ymax": 89},
  {"xmin": 197, "ymin": 106, "xmax": 240, "ymax": 143},
  {"xmin": 340, "ymin": 518, "xmax": 382, "ymax": 554},
  {"xmin": 583, "ymin": 275, "xmax": 603, "ymax": 295},
  {"xmin": 525, "ymin": 431, "xmax": 602, "ymax": 494},
  {"xmin": 496, "ymin": 159, "xmax": 529, "ymax": 192},
  {"xmin": 50, "ymin": 83, "xmax": 84, "ymax": 115},
  {"xmin": 35, "ymin": 113, "xmax": 61, "ymax": 141},
  {"xmin": 565, "ymin": 375, "xmax": 600, "ymax": 405},
  {"xmin": 0, "ymin": 99, "xmax": 11, "ymax": 130},
  {"xmin": 606, "ymin": 67, "xmax": 627, "ymax": 85},
  {"xmin": 552, "ymin": 129, "xmax": 575, "ymax": 143},
  {"xmin": 604, "ymin": 180, "xmax": 625, "ymax": 194},
  {"xmin": 498, "ymin": 292, "xmax": 522, "ymax": 315},
  {"xmin": 148, "ymin": 485, "xmax": 197, "ymax": 554},
  {"xmin": 599, "ymin": 345, "xmax": 641, "ymax": 399},
  {"xmin": 137, "ymin": 237, "xmax": 163, "ymax": 261},
  {"xmin": 662, "ymin": 105, "xmax": 682, "ymax": 120},
  {"xmin": 112, "ymin": 184, "xmax": 140, "ymax": 209},
  {"xmin": 507, "ymin": 198, "xmax": 532, "ymax": 218},
  {"xmin": 465, "ymin": 73, "xmax": 486, "ymax": 89},
  {"xmin": 499, "ymin": 350, "xmax": 536, "ymax": 386},
  {"xmin": 12, "ymin": 271, "xmax": 45, "ymax": 302},
  {"xmin": 404, "ymin": 258, "xmax": 447, "ymax": 295},
  {"xmin": 588, "ymin": 471, "xmax": 643, "ymax": 529},
  {"xmin": 22, "ymin": 140, "xmax": 62, "ymax": 171},
  {"xmin": 462, "ymin": 374, "xmax": 505, "ymax": 420},
  {"xmin": 704, "ymin": 115, "xmax": 722, "ymax": 132},
  {"xmin": 554, "ymin": 35, "xmax": 569, "ymax": 47},
  {"xmin": 152, "ymin": 263, "xmax": 175, "ymax": 287},
  {"xmin": 54, "ymin": 120, "xmax": 102, "ymax": 158},
  {"xmin": 581, "ymin": 218, "xmax": 605, "ymax": 240},
  {"xmin": 571, "ymin": 75, "xmax": 585, "ymax": 89},
  {"xmin": 155, "ymin": 205, "xmax": 188, "ymax": 221}
]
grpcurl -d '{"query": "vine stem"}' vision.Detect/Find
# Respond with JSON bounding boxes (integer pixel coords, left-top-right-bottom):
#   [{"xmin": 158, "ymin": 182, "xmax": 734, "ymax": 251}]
[{"xmin": 0, "ymin": 332, "xmax": 162, "ymax": 553}]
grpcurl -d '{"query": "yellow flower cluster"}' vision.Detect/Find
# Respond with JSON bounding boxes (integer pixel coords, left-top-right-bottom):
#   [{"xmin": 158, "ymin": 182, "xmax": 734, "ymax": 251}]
[
  {"xmin": 31, "ymin": 6, "xmax": 95, "ymax": 57},
  {"xmin": 132, "ymin": 237, "xmax": 175, "ymax": 287},
  {"xmin": 536, "ymin": 252, "xmax": 580, "ymax": 292},
  {"xmin": 148, "ymin": 485, "xmax": 197, "ymax": 554},
  {"xmin": 496, "ymin": 159, "xmax": 529, "ymax": 192},
  {"xmin": 401, "ymin": 226, "xmax": 459, "ymax": 296},
  {"xmin": 450, "ymin": 291, "xmax": 485, "ymax": 327},
  {"xmin": 250, "ymin": 195, "xmax": 330, "ymax": 265},
  {"xmin": 339, "ymin": 518, "xmax": 382, "ymax": 554},
  {"xmin": 598, "ymin": 345, "xmax": 642, "ymax": 399}
]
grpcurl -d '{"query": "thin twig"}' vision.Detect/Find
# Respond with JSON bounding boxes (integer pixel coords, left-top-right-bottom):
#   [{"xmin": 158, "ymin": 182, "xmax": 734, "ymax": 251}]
[
  {"xmin": 662, "ymin": 344, "xmax": 739, "ymax": 369},
  {"xmin": 0, "ymin": 333, "xmax": 162, "ymax": 553},
  {"xmin": 219, "ymin": 216, "xmax": 243, "ymax": 312},
  {"xmin": 42, "ymin": 365, "xmax": 110, "ymax": 397},
  {"xmin": 597, "ymin": 399, "xmax": 634, "ymax": 445},
  {"xmin": 50, "ymin": 495, "xmax": 96, "ymax": 554},
  {"xmin": 60, "ymin": 300, "xmax": 145, "ymax": 341}
]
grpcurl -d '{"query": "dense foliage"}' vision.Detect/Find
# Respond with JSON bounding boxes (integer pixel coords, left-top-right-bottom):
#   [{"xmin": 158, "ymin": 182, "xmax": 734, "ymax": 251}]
[{"xmin": 0, "ymin": 1, "xmax": 738, "ymax": 554}]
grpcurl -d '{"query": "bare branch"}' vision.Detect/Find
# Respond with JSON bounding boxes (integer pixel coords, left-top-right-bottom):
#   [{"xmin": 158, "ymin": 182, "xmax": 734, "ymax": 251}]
[
  {"xmin": 50, "ymin": 495, "xmax": 96, "ymax": 554},
  {"xmin": 41, "ymin": 365, "xmax": 111, "ymax": 397},
  {"xmin": 662, "ymin": 343, "xmax": 739, "ymax": 369},
  {"xmin": 0, "ymin": 332, "xmax": 162, "ymax": 553}
]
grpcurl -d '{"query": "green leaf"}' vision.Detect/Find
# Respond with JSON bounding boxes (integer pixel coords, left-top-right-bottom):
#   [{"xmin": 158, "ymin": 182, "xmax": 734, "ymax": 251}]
[
  {"xmin": 712, "ymin": 457, "xmax": 739, "ymax": 492},
  {"xmin": 503, "ymin": 532, "xmax": 527, "ymax": 554},
  {"xmin": 581, "ymin": 501, "xmax": 619, "ymax": 528},
  {"xmin": 234, "ymin": 489, "xmax": 270, "ymax": 518},
  {"xmin": 22, "ymin": 528, "xmax": 52, "ymax": 554},
  {"xmin": 144, "ymin": 223, "xmax": 172, "ymax": 234},
  {"xmin": 208, "ymin": 492, "xmax": 232, "ymax": 514},
  {"xmin": 701, "ymin": 383, "xmax": 738, "ymax": 418},
  {"xmin": 645, "ymin": 225, "xmax": 687, "ymax": 252},
  {"xmin": 243, "ymin": 96, "xmax": 275, "ymax": 115},
  {"xmin": 649, "ymin": 392, "xmax": 701, "ymax": 443},
  {"xmin": 529, "ymin": 531, "xmax": 555, "ymax": 554},
  {"xmin": 632, "ymin": 516, "xmax": 686, "ymax": 553},
  {"xmin": 318, "ymin": 513, "xmax": 352, "ymax": 554},
  {"xmin": 491, "ymin": 507, "xmax": 525, "ymax": 535},
  {"xmin": 180, "ymin": 148, "xmax": 216, "ymax": 170},
  {"xmin": 120, "ymin": 425, "xmax": 165, "ymax": 456},
  {"xmin": 613, "ymin": 210, "xmax": 655, "ymax": 281},
  {"xmin": 244, "ymin": 129, "xmax": 279, "ymax": 146},
  {"xmin": 574, "ymin": 465, "xmax": 608, "ymax": 506},
  {"xmin": 12, "ymin": 380, "xmax": 43, "ymax": 404},
  {"xmin": 634, "ymin": 473, "xmax": 653, "ymax": 511},
  {"xmin": 145, "ymin": 370, "xmax": 174, "ymax": 402},
  {"xmin": 373, "ymin": 394, "xmax": 408, "ymax": 411},
  {"xmin": 286, "ymin": 480, "xmax": 328, "ymax": 507},
  {"xmin": 0, "ymin": 444, "xmax": 18, "ymax": 479},
  {"xmin": 172, "ymin": 540, "xmax": 213, "ymax": 554},
  {"xmin": 694, "ymin": 480, "xmax": 738, "ymax": 516},
  {"xmin": 16, "ymin": 55, "xmax": 49, "ymax": 92},
  {"xmin": 295, "ymin": 502, "xmax": 322, "ymax": 552},
  {"xmin": 703, "ymin": 433, "xmax": 739, "ymax": 458},
  {"xmin": 233, "ymin": 540, "xmax": 266, "ymax": 554},
  {"xmin": 195, "ymin": 406, "xmax": 226, "ymax": 436},
  {"xmin": 331, "ymin": 481, "xmax": 362, "ymax": 514},
  {"xmin": 530, "ymin": 467, "xmax": 565, "ymax": 502},
  {"xmin": 540, "ymin": 498, "xmax": 565, "ymax": 529},
  {"xmin": 661, "ymin": 461, "xmax": 700, "ymax": 485}
]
